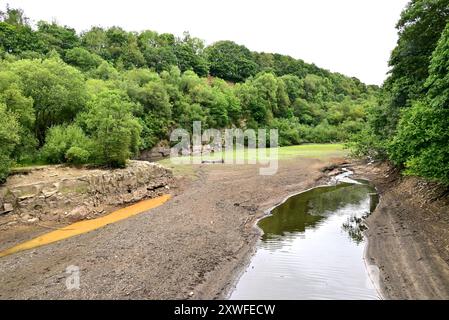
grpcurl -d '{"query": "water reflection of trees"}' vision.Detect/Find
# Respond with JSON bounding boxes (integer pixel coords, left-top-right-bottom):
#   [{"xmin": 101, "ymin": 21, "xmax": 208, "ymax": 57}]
[
  {"xmin": 307, "ymin": 184, "xmax": 373, "ymax": 217},
  {"xmin": 342, "ymin": 216, "xmax": 367, "ymax": 245},
  {"xmin": 259, "ymin": 183, "xmax": 377, "ymax": 241}
]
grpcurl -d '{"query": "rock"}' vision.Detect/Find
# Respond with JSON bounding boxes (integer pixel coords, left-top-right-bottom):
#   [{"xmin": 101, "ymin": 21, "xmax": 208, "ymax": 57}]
[
  {"xmin": 192, "ymin": 145, "xmax": 202, "ymax": 156},
  {"xmin": 3, "ymin": 203, "xmax": 13, "ymax": 213},
  {"xmin": 43, "ymin": 190, "xmax": 58, "ymax": 198},
  {"xmin": 67, "ymin": 206, "xmax": 89, "ymax": 222},
  {"xmin": 327, "ymin": 169, "xmax": 343, "ymax": 177},
  {"xmin": 1, "ymin": 160, "xmax": 172, "ymax": 224},
  {"xmin": 139, "ymin": 144, "xmax": 171, "ymax": 162},
  {"xmin": 27, "ymin": 217, "xmax": 39, "ymax": 224},
  {"xmin": 21, "ymin": 214, "xmax": 32, "ymax": 221},
  {"xmin": 18, "ymin": 194, "xmax": 35, "ymax": 201}
]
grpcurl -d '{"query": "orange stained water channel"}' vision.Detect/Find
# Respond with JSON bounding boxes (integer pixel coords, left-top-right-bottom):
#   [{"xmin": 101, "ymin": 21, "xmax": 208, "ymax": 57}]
[{"xmin": 0, "ymin": 194, "xmax": 171, "ymax": 259}]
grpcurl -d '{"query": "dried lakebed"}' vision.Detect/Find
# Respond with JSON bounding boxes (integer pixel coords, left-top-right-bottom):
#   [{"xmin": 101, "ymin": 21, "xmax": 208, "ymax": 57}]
[{"xmin": 230, "ymin": 173, "xmax": 381, "ymax": 300}]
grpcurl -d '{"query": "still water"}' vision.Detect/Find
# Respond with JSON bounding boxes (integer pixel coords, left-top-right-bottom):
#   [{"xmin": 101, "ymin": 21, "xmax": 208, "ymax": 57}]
[{"xmin": 230, "ymin": 179, "xmax": 380, "ymax": 300}]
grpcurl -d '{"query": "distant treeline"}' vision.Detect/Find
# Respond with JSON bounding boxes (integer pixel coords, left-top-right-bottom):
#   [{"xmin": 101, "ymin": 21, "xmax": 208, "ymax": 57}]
[
  {"xmin": 349, "ymin": 0, "xmax": 449, "ymax": 185},
  {"xmin": 0, "ymin": 5, "xmax": 378, "ymax": 181}
]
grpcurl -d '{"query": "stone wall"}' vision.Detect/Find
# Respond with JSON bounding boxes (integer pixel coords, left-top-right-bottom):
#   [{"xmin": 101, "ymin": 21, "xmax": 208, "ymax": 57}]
[
  {"xmin": 138, "ymin": 143, "xmax": 213, "ymax": 162},
  {"xmin": 0, "ymin": 161, "xmax": 173, "ymax": 224}
]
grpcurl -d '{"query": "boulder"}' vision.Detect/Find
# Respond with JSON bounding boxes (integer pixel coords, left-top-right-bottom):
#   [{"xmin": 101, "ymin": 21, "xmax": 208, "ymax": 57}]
[{"xmin": 3, "ymin": 203, "xmax": 13, "ymax": 213}]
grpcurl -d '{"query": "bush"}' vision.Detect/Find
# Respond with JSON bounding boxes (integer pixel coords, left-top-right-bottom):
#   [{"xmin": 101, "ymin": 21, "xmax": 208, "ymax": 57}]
[
  {"xmin": 346, "ymin": 127, "xmax": 388, "ymax": 160},
  {"xmin": 388, "ymin": 101, "xmax": 449, "ymax": 184},
  {"xmin": 40, "ymin": 124, "xmax": 91, "ymax": 164},
  {"xmin": 77, "ymin": 90, "xmax": 142, "ymax": 167},
  {"xmin": 65, "ymin": 146, "xmax": 90, "ymax": 165},
  {"xmin": 304, "ymin": 121, "xmax": 339, "ymax": 143},
  {"xmin": 0, "ymin": 103, "xmax": 20, "ymax": 182},
  {"xmin": 270, "ymin": 117, "xmax": 302, "ymax": 146}
]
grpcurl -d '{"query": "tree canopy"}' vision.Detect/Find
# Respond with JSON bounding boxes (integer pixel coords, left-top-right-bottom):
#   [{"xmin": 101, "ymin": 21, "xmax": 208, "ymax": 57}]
[
  {"xmin": 205, "ymin": 40, "xmax": 258, "ymax": 82},
  {"xmin": 0, "ymin": 5, "xmax": 378, "ymax": 181},
  {"xmin": 350, "ymin": 0, "xmax": 449, "ymax": 185}
]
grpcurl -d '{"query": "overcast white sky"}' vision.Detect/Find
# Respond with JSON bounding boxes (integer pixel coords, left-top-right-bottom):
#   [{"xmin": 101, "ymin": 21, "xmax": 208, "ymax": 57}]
[{"xmin": 2, "ymin": 0, "xmax": 410, "ymax": 85}]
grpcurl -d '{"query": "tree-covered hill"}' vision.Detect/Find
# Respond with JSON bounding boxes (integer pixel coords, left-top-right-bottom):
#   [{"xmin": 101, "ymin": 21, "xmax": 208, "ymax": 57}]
[
  {"xmin": 349, "ymin": 0, "xmax": 449, "ymax": 185},
  {"xmin": 0, "ymin": 5, "xmax": 378, "ymax": 182}
]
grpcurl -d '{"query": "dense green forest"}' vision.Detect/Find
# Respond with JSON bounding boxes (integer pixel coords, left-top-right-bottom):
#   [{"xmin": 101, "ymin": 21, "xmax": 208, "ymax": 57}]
[
  {"xmin": 0, "ymin": 5, "xmax": 379, "ymax": 181},
  {"xmin": 349, "ymin": 0, "xmax": 449, "ymax": 184},
  {"xmin": 2, "ymin": 2, "xmax": 448, "ymax": 186}
]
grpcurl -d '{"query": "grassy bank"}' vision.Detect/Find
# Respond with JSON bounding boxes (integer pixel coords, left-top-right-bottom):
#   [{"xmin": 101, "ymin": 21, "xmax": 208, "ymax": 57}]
[{"xmin": 158, "ymin": 143, "xmax": 346, "ymax": 176}]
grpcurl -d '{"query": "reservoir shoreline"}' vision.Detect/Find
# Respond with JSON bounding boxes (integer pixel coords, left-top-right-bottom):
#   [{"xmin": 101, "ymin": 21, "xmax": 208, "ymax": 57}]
[{"xmin": 1, "ymin": 157, "xmax": 449, "ymax": 300}]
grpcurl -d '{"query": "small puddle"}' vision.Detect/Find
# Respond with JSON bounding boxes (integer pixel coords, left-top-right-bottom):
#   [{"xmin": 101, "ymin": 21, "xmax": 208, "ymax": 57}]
[
  {"xmin": 230, "ymin": 173, "xmax": 380, "ymax": 300},
  {"xmin": 0, "ymin": 194, "xmax": 171, "ymax": 258}
]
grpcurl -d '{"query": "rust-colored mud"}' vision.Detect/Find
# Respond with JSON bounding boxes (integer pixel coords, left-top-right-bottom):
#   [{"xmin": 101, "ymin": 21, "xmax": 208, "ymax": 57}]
[{"xmin": 0, "ymin": 194, "xmax": 171, "ymax": 258}]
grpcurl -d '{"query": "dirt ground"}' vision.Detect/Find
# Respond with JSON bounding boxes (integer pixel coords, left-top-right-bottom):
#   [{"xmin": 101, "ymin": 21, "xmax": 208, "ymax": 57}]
[
  {"xmin": 0, "ymin": 157, "xmax": 339, "ymax": 299},
  {"xmin": 353, "ymin": 162, "xmax": 449, "ymax": 300},
  {"xmin": 1, "ymin": 156, "xmax": 449, "ymax": 300}
]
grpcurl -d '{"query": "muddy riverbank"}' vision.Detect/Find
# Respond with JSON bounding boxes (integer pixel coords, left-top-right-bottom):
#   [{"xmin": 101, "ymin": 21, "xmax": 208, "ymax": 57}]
[
  {"xmin": 1, "ymin": 156, "xmax": 448, "ymax": 300},
  {"xmin": 0, "ymin": 156, "xmax": 343, "ymax": 299},
  {"xmin": 353, "ymin": 162, "xmax": 449, "ymax": 299}
]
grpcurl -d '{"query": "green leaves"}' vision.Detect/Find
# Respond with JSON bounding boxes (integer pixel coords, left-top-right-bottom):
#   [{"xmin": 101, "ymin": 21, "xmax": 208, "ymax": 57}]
[
  {"xmin": 77, "ymin": 90, "xmax": 142, "ymax": 167},
  {"xmin": 3, "ymin": 58, "xmax": 87, "ymax": 144},
  {"xmin": 0, "ymin": 82, "xmax": 37, "ymax": 161},
  {"xmin": 350, "ymin": 1, "xmax": 449, "ymax": 185},
  {"xmin": 174, "ymin": 33, "xmax": 209, "ymax": 77},
  {"xmin": 0, "ymin": 5, "xmax": 380, "ymax": 182},
  {"xmin": 0, "ymin": 103, "xmax": 20, "ymax": 182},
  {"xmin": 205, "ymin": 41, "xmax": 257, "ymax": 82},
  {"xmin": 40, "ymin": 124, "xmax": 90, "ymax": 164},
  {"xmin": 426, "ymin": 21, "xmax": 449, "ymax": 107},
  {"xmin": 387, "ymin": 22, "xmax": 449, "ymax": 184},
  {"xmin": 385, "ymin": 0, "xmax": 449, "ymax": 126},
  {"xmin": 64, "ymin": 47, "xmax": 104, "ymax": 72},
  {"xmin": 36, "ymin": 21, "xmax": 80, "ymax": 55},
  {"xmin": 0, "ymin": 22, "xmax": 41, "ymax": 55}
]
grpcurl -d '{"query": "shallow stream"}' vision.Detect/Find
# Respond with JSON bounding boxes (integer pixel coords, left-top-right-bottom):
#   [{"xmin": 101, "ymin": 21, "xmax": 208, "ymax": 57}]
[{"xmin": 230, "ymin": 174, "xmax": 380, "ymax": 300}]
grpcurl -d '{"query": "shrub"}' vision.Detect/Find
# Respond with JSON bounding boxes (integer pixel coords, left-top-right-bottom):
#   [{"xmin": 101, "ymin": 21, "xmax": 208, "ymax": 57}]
[
  {"xmin": 0, "ymin": 103, "xmax": 20, "ymax": 182},
  {"xmin": 270, "ymin": 117, "xmax": 302, "ymax": 146},
  {"xmin": 77, "ymin": 90, "xmax": 142, "ymax": 168},
  {"xmin": 40, "ymin": 124, "xmax": 91, "ymax": 164},
  {"xmin": 346, "ymin": 127, "xmax": 388, "ymax": 160},
  {"xmin": 65, "ymin": 146, "xmax": 90, "ymax": 165},
  {"xmin": 304, "ymin": 121, "xmax": 339, "ymax": 143},
  {"xmin": 388, "ymin": 101, "xmax": 449, "ymax": 184}
]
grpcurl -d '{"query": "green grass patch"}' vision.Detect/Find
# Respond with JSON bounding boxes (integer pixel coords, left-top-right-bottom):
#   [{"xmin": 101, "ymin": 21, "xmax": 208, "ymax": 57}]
[
  {"xmin": 276, "ymin": 143, "xmax": 346, "ymax": 160},
  {"xmin": 158, "ymin": 143, "xmax": 346, "ymax": 176}
]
